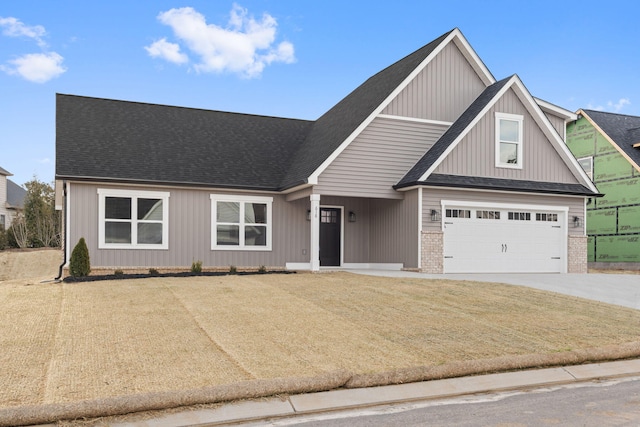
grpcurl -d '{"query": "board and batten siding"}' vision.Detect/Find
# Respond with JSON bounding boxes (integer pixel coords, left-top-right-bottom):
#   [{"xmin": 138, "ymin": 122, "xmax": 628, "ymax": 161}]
[
  {"xmin": 382, "ymin": 42, "xmax": 486, "ymax": 123},
  {"xmin": 421, "ymin": 187, "xmax": 586, "ymax": 236},
  {"xmin": 68, "ymin": 182, "xmax": 310, "ymax": 269},
  {"xmin": 434, "ymin": 89, "xmax": 580, "ymax": 184},
  {"xmin": 315, "ymin": 117, "xmax": 448, "ymax": 199},
  {"xmin": 369, "ymin": 189, "xmax": 420, "ymax": 268}
]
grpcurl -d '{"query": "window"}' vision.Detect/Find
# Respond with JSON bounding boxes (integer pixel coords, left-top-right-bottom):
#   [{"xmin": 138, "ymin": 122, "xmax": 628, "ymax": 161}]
[
  {"xmin": 508, "ymin": 211, "xmax": 531, "ymax": 221},
  {"xmin": 578, "ymin": 157, "xmax": 593, "ymax": 180},
  {"xmin": 495, "ymin": 113, "xmax": 524, "ymax": 168},
  {"xmin": 211, "ymin": 195, "xmax": 272, "ymax": 250},
  {"xmin": 445, "ymin": 209, "xmax": 471, "ymax": 218},
  {"xmin": 536, "ymin": 213, "xmax": 558, "ymax": 222},
  {"xmin": 98, "ymin": 189, "xmax": 170, "ymax": 249},
  {"xmin": 0, "ymin": 214, "xmax": 5, "ymax": 230},
  {"xmin": 476, "ymin": 210, "xmax": 500, "ymax": 220},
  {"xmin": 321, "ymin": 210, "xmax": 338, "ymax": 223}
]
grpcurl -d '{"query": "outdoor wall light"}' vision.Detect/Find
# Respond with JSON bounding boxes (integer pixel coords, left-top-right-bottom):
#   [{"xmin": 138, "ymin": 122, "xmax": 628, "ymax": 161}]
[
  {"xmin": 430, "ymin": 209, "xmax": 441, "ymax": 222},
  {"xmin": 348, "ymin": 211, "xmax": 356, "ymax": 222},
  {"xmin": 306, "ymin": 209, "xmax": 311, "ymax": 221},
  {"xmin": 573, "ymin": 216, "xmax": 583, "ymax": 228}
]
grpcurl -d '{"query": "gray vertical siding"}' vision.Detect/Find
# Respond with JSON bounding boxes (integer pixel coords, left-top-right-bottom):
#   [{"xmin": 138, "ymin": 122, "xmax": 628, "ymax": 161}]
[
  {"xmin": 68, "ymin": 182, "xmax": 310, "ymax": 268},
  {"xmin": 382, "ymin": 42, "xmax": 486, "ymax": 122},
  {"xmin": 315, "ymin": 117, "xmax": 448, "ymax": 199},
  {"xmin": 421, "ymin": 187, "xmax": 585, "ymax": 236},
  {"xmin": 434, "ymin": 89, "xmax": 580, "ymax": 184},
  {"xmin": 369, "ymin": 190, "xmax": 419, "ymax": 268},
  {"xmin": 542, "ymin": 111, "xmax": 566, "ymax": 140}
]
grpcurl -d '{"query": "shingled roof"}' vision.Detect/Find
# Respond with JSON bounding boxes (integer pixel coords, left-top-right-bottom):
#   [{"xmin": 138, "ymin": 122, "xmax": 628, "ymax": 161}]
[
  {"xmin": 582, "ymin": 109, "xmax": 640, "ymax": 169},
  {"xmin": 56, "ymin": 95, "xmax": 313, "ymax": 190},
  {"xmin": 56, "ymin": 30, "xmax": 456, "ymax": 191}
]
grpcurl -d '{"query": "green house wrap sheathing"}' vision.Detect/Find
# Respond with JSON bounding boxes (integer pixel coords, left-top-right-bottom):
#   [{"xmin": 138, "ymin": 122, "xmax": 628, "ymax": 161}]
[{"xmin": 566, "ymin": 118, "xmax": 640, "ymax": 263}]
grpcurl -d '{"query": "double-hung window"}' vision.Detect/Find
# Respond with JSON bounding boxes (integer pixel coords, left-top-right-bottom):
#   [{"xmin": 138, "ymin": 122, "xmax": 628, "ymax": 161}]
[
  {"xmin": 98, "ymin": 189, "xmax": 169, "ymax": 249},
  {"xmin": 211, "ymin": 195, "xmax": 272, "ymax": 250},
  {"xmin": 495, "ymin": 113, "xmax": 524, "ymax": 169},
  {"xmin": 577, "ymin": 156, "xmax": 593, "ymax": 180}
]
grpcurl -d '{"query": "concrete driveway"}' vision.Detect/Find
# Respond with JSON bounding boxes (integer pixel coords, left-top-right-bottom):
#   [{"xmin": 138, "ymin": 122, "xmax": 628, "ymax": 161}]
[{"xmin": 347, "ymin": 271, "xmax": 640, "ymax": 310}]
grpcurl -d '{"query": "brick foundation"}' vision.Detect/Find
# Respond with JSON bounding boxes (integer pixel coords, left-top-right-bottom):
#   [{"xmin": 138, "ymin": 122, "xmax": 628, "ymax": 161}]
[
  {"xmin": 568, "ymin": 235, "xmax": 588, "ymax": 274},
  {"xmin": 421, "ymin": 230, "xmax": 443, "ymax": 273}
]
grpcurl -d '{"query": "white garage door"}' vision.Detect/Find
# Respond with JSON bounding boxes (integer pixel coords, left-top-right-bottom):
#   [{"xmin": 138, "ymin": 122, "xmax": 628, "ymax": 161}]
[{"xmin": 443, "ymin": 205, "xmax": 566, "ymax": 273}]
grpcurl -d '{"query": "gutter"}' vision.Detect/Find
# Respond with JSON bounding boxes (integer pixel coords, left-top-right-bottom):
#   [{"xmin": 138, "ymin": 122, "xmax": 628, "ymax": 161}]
[{"xmin": 54, "ymin": 181, "xmax": 67, "ymax": 281}]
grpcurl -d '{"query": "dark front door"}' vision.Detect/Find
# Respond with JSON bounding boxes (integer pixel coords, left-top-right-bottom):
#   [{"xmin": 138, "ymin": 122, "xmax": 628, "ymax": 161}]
[{"xmin": 320, "ymin": 208, "xmax": 341, "ymax": 266}]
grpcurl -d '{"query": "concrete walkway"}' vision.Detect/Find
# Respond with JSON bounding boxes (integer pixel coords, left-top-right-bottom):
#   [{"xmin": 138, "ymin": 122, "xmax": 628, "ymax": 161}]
[
  {"xmin": 111, "ymin": 359, "xmax": 640, "ymax": 426},
  {"xmin": 347, "ymin": 270, "xmax": 640, "ymax": 310}
]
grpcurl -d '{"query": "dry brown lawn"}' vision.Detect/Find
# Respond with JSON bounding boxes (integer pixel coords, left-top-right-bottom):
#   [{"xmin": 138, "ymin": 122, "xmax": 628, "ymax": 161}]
[{"xmin": 1, "ymin": 251, "xmax": 640, "ymax": 414}]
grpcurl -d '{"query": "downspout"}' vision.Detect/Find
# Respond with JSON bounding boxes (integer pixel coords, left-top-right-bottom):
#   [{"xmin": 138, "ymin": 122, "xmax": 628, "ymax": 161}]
[{"xmin": 54, "ymin": 181, "xmax": 67, "ymax": 281}]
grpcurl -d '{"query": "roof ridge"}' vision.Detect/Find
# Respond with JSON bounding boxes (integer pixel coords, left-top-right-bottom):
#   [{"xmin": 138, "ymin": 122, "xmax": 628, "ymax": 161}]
[
  {"xmin": 55, "ymin": 93, "xmax": 313, "ymax": 123},
  {"xmin": 582, "ymin": 109, "xmax": 640, "ymax": 120}
]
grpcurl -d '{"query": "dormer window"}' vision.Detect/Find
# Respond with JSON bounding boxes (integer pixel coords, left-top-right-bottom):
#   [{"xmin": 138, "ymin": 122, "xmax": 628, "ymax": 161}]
[{"xmin": 495, "ymin": 113, "xmax": 523, "ymax": 169}]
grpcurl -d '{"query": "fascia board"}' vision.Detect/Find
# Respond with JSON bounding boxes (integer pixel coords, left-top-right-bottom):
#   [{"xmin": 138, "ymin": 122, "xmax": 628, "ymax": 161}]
[
  {"xmin": 510, "ymin": 81, "xmax": 599, "ymax": 194},
  {"xmin": 417, "ymin": 76, "xmax": 517, "ymax": 182},
  {"xmin": 579, "ymin": 109, "xmax": 640, "ymax": 174},
  {"xmin": 535, "ymin": 97, "xmax": 578, "ymax": 121},
  {"xmin": 308, "ymin": 29, "xmax": 495, "ymax": 185}
]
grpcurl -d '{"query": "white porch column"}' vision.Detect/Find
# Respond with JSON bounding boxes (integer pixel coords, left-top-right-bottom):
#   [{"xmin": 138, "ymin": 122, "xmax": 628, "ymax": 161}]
[{"xmin": 310, "ymin": 194, "xmax": 320, "ymax": 271}]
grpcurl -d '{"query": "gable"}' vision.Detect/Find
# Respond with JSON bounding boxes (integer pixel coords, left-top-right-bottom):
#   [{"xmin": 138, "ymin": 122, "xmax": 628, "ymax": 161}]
[
  {"xmin": 382, "ymin": 42, "xmax": 486, "ymax": 123},
  {"xmin": 434, "ymin": 88, "xmax": 580, "ymax": 184}
]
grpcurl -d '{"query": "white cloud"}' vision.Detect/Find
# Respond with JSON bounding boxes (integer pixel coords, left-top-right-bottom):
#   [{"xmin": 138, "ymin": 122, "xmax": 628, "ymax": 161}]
[
  {"xmin": 608, "ymin": 98, "xmax": 630, "ymax": 112},
  {"xmin": 0, "ymin": 16, "xmax": 47, "ymax": 47},
  {"xmin": 2, "ymin": 52, "xmax": 66, "ymax": 83},
  {"xmin": 147, "ymin": 4, "xmax": 295, "ymax": 78},
  {"xmin": 587, "ymin": 98, "xmax": 631, "ymax": 113},
  {"xmin": 145, "ymin": 38, "xmax": 189, "ymax": 64}
]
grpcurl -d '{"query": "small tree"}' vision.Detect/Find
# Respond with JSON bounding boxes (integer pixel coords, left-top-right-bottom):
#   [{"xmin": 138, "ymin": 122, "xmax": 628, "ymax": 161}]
[
  {"xmin": 9, "ymin": 213, "xmax": 29, "ymax": 248},
  {"xmin": 69, "ymin": 237, "xmax": 91, "ymax": 277}
]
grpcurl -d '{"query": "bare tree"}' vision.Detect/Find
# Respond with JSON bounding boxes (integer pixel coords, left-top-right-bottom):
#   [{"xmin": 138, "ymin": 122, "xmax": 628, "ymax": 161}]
[{"xmin": 10, "ymin": 213, "xmax": 29, "ymax": 248}]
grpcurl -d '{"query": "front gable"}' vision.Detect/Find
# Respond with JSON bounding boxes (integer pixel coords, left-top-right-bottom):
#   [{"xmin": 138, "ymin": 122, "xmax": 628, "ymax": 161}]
[
  {"xmin": 434, "ymin": 87, "xmax": 580, "ymax": 184},
  {"xmin": 382, "ymin": 41, "xmax": 487, "ymax": 123}
]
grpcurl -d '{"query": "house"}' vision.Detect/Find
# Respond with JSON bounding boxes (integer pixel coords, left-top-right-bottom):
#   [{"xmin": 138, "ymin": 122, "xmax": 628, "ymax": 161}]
[
  {"xmin": 566, "ymin": 110, "xmax": 640, "ymax": 268},
  {"xmin": 0, "ymin": 166, "xmax": 27, "ymax": 230},
  {"xmin": 55, "ymin": 28, "xmax": 599, "ymax": 274}
]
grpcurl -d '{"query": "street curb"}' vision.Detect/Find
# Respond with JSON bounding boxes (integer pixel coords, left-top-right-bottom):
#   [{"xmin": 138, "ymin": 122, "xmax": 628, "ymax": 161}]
[{"xmin": 111, "ymin": 359, "xmax": 640, "ymax": 426}]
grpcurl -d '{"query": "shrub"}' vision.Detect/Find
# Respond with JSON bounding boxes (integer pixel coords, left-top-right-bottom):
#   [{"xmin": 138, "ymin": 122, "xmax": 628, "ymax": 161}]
[
  {"xmin": 0, "ymin": 226, "xmax": 7, "ymax": 250},
  {"xmin": 229, "ymin": 265, "xmax": 237, "ymax": 274},
  {"xmin": 258, "ymin": 265, "xmax": 267, "ymax": 274},
  {"xmin": 191, "ymin": 260, "xmax": 203, "ymax": 274},
  {"xmin": 114, "ymin": 269, "xmax": 124, "ymax": 276},
  {"xmin": 69, "ymin": 237, "xmax": 91, "ymax": 277},
  {"xmin": 149, "ymin": 268, "xmax": 159, "ymax": 276}
]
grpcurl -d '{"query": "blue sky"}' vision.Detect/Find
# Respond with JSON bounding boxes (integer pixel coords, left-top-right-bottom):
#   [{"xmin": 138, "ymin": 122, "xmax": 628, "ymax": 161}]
[{"xmin": 1, "ymin": 0, "xmax": 638, "ymax": 186}]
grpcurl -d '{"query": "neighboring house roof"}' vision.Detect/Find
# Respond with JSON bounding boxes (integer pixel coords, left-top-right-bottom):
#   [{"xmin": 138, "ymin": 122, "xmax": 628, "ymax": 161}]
[
  {"xmin": 0, "ymin": 166, "xmax": 11, "ymax": 176},
  {"xmin": 580, "ymin": 109, "xmax": 640, "ymax": 170},
  {"xmin": 6, "ymin": 179, "xmax": 26, "ymax": 209},
  {"xmin": 56, "ymin": 95, "xmax": 313, "ymax": 191}
]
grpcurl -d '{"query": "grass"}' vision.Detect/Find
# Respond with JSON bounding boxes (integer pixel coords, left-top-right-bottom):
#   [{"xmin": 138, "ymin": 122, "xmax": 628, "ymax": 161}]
[{"xmin": 1, "ymin": 272, "xmax": 639, "ymax": 411}]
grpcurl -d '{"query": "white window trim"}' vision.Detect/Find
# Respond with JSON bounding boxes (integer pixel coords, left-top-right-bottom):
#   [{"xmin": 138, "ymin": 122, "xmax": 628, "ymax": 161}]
[
  {"xmin": 577, "ymin": 156, "xmax": 594, "ymax": 180},
  {"xmin": 98, "ymin": 188, "xmax": 170, "ymax": 250},
  {"xmin": 495, "ymin": 112, "xmax": 524, "ymax": 169},
  {"xmin": 210, "ymin": 194, "xmax": 273, "ymax": 251}
]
